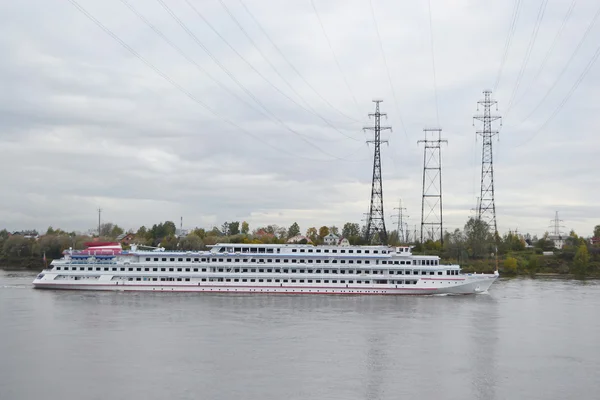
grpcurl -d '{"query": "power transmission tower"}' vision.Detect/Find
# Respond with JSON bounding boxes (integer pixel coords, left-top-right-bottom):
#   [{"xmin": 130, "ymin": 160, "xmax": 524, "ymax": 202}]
[
  {"xmin": 550, "ymin": 211, "xmax": 565, "ymax": 238},
  {"xmin": 473, "ymin": 90, "xmax": 502, "ymax": 235},
  {"xmin": 97, "ymin": 208, "xmax": 102, "ymax": 237},
  {"xmin": 392, "ymin": 199, "xmax": 407, "ymax": 243},
  {"xmin": 418, "ymin": 128, "xmax": 447, "ymax": 244},
  {"xmin": 364, "ymin": 100, "xmax": 391, "ymax": 244}
]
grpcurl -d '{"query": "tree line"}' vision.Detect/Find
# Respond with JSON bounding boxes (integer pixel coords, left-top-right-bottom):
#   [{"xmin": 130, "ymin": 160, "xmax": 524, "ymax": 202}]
[{"xmin": 1, "ymin": 220, "xmax": 599, "ymax": 276}]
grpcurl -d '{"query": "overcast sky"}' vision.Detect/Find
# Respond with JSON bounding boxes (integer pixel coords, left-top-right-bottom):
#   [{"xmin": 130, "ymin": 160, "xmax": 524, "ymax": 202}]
[{"xmin": 1, "ymin": 0, "xmax": 599, "ymax": 238}]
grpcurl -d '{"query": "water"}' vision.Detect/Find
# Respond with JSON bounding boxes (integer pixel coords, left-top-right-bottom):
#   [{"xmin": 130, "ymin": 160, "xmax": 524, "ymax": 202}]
[{"xmin": 0, "ymin": 270, "xmax": 599, "ymax": 400}]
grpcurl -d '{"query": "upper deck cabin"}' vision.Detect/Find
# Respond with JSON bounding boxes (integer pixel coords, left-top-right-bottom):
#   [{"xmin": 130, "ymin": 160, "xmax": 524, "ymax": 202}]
[{"xmin": 208, "ymin": 243, "xmax": 415, "ymax": 257}]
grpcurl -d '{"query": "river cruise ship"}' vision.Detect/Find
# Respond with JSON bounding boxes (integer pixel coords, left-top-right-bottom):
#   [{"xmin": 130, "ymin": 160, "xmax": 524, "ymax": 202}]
[{"xmin": 32, "ymin": 242, "xmax": 498, "ymax": 295}]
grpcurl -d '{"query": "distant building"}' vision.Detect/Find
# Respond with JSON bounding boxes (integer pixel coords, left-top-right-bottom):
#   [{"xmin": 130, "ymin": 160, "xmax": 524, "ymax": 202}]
[
  {"xmin": 547, "ymin": 235, "xmax": 565, "ymax": 249},
  {"xmin": 338, "ymin": 238, "xmax": 350, "ymax": 246},
  {"xmin": 324, "ymin": 233, "xmax": 340, "ymax": 245},
  {"xmin": 175, "ymin": 228, "xmax": 189, "ymax": 238},
  {"xmin": 287, "ymin": 235, "xmax": 312, "ymax": 244},
  {"xmin": 116, "ymin": 233, "xmax": 135, "ymax": 245},
  {"xmin": 590, "ymin": 237, "xmax": 600, "ymax": 246}
]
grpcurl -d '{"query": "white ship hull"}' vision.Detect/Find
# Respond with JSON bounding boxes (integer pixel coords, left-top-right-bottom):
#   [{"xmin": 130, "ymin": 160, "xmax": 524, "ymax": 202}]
[
  {"xmin": 33, "ymin": 274, "xmax": 497, "ymax": 295},
  {"xmin": 33, "ymin": 242, "xmax": 499, "ymax": 295}
]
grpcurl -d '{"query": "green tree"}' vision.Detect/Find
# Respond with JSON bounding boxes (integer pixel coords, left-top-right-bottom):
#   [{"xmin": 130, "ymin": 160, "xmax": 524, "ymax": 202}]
[
  {"xmin": 3, "ymin": 235, "xmax": 33, "ymax": 257},
  {"xmin": 464, "ymin": 217, "xmax": 491, "ymax": 258},
  {"xmin": 503, "ymin": 256, "xmax": 518, "ymax": 275},
  {"xmin": 573, "ymin": 244, "xmax": 590, "ymax": 276},
  {"xmin": 287, "ymin": 222, "xmax": 301, "ymax": 239},
  {"xmin": 329, "ymin": 226, "xmax": 339, "ymax": 235},
  {"xmin": 179, "ymin": 234, "xmax": 204, "ymax": 251},
  {"xmin": 136, "ymin": 226, "xmax": 147, "ymax": 238},
  {"xmin": 527, "ymin": 255, "xmax": 539, "ymax": 275},
  {"xmin": 342, "ymin": 222, "xmax": 360, "ymax": 239},
  {"xmin": 191, "ymin": 228, "xmax": 206, "ymax": 238},
  {"xmin": 241, "ymin": 221, "xmax": 249, "ymax": 235},
  {"xmin": 46, "ymin": 226, "xmax": 55, "ymax": 235},
  {"xmin": 594, "ymin": 225, "xmax": 600, "ymax": 238},
  {"xmin": 229, "ymin": 221, "xmax": 240, "ymax": 236}
]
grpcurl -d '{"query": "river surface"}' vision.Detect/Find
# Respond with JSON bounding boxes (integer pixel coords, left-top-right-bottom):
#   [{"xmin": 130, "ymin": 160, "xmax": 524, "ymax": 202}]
[{"xmin": 0, "ymin": 270, "xmax": 599, "ymax": 400}]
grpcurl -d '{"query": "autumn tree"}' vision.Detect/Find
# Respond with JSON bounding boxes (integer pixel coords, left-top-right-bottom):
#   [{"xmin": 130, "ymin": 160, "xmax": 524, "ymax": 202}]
[
  {"xmin": 306, "ymin": 227, "xmax": 318, "ymax": 243},
  {"xmin": 318, "ymin": 226, "xmax": 329, "ymax": 239},
  {"xmin": 503, "ymin": 256, "xmax": 518, "ymax": 275},
  {"xmin": 573, "ymin": 244, "xmax": 590, "ymax": 276},
  {"xmin": 179, "ymin": 234, "xmax": 204, "ymax": 251}
]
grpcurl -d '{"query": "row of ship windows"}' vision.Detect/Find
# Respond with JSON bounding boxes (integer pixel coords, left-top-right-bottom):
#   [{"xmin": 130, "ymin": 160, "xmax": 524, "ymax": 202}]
[
  {"xmin": 113, "ymin": 276, "xmax": 418, "ymax": 285},
  {"xmin": 142, "ymin": 257, "xmax": 438, "ymax": 266},
  {"xmin": 56, "ymin": 265, "xmax": 457, "ymax": 275},
  {"xmin": 216, "ymin": 247, "xmax": 388, "ymax": 255}
]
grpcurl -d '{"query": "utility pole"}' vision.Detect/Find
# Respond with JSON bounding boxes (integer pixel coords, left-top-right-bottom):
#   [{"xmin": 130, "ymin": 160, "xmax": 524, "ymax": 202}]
[
  {"xmin": 418, "ymin": 128, "xmax": 447, "ymax": 245},
  {"xmin": 473, "ymin": 90, "xmax": 502, "ymax": 236},
  {"xmin": 392, "ymin": 199, "xmax": 407, "ymax": 243},
  {"xmin": 97, "ymin": 208, "xmax": 102, "ymax": 237},
  {"xmin": 364, "ymin": 100, "xmax": 391, "ymax": 244}
]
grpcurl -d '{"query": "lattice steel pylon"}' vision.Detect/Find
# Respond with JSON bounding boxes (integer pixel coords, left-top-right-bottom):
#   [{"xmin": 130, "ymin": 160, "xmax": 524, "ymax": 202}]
[
  {"xmin": 418, "ymin": 128, "xmax": 447, "ymax": 244},
  {"xmin": 364, "ymin": 100, "xmax": 391, "ymax": 244},
  {"xmin": 473, "ymin": 90, "xmax": 502, "ymax": 235}
]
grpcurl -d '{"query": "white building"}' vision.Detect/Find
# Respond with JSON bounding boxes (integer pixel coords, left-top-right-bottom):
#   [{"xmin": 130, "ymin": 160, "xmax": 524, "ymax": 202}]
[{"xmin": 324, "ymin": 233, "xmax": 340, "ymax": 245}]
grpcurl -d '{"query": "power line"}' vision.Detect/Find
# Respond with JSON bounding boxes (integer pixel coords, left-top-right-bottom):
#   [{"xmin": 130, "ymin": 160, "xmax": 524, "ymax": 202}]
[
  {"xmin": 515, "ymin": 43, "xmax": 600, "ymax": 148},
  {"xmin": 368, "ymin": 0, "xmax": 408, "ymax": 140},
  {"xmin": 512, "ymin": 3, "xmax": 600, "ymax": 127},
  {"xmin": 214, "ymin": 0, "xmax": 361, "ymax": 142},
  {"xmin": 427, "ymin": 0, "xmax": 440, "ymax": 126},
  {"xmin": 494, "ymin": 0, "xmax": 523, "ymax": 92},
  {"xmin": 504, "ymin": 0, "xmax": 549, "ymax": 115},
  {"xmin": 155, "ymin": 0, "xmax": 361, "ymax": 158},
  {"xmin": 310, "ymin": 0, "xmax": 360, "ymax": 113},
  {"xmin": 66, "ymin": 0, "xmax": 361, "ymax": 162},
  {"xmin": 236, "ymin": 0, "xmax": 362, "ymax": 124},
  {"xmin": 512, "ymin": 0, "xmax": 576, "ymax": 109}
]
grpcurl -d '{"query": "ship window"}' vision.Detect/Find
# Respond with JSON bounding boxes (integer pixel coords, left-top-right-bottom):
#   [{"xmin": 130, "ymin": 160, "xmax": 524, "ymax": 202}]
[
  {"xmin": 202, "ymin": 268, "xmax": 207, "ymax": 272},
  {"xmin": 144, "ymin": 268, "xmax": 149, "ymax": 271},
  {"xmin": 340, "ymin": 260, "xmax": 345, "ymax": 264},
  {"xmin": 170, "ymin": 258, "xmax": 175, "ymax": 262},
  {"xmin": 300, "ymin": 249, "xmax": 305, "ymax": 253},
  {"xmin": 332, "ymin": 250, "xmax": 337, "ymax": 253},
  {"xmin": 349, "ymin": 260, "xmax": 354, "ymax": 264},
  {"xmin": 283, "ymin": 269, "xmax": 289, "ymax": 273},
  {"xmin": 146, "ymin": 257, "xmax": 150, "ymax": 261},
  {"xmin": 162, "ymin": 258, "xmax": 166, "ymax": 261},
  {"xmin": 193, "ymin": 268, "xmax": 198, "ymax": 272},
  {"xmin": 316, "ymin": 260, "xmax": 322, "ymax": 263},
  {"xmin": 349, "ymin": 280, "xmax": 354, "ymax": 284},
  {"xmin": 185, "ymin": 268, "xmax": 190, "ymax": 272},
  {"xmin": 324, "ymin": 249, "xmax": 329, "ymax": 253},
  {"xmin": 176, "ymin": 278, "xmax": 182, "ymax": 282},
  {"xmin": 348, "ymin": 250, "xmax": 353, "ymax": 254},
  {"xmin": 136, "ymin": 277, "xmax": 141, "ymax": 281},
  {"xmin": 308, "ymin": 249, "xmax": 313, "ymax": 253},
  {"xmin": 316, "ymin": 249, "xmax": 322, "ymax": 253},
  {"xmin": 275, "ymin": 279, "xmax": 280, "ymax": 283},
  {"xmin": 365, "ymin": 250, "xmax": 370, "ymax": 254},
  {"xmin": 291, "ymin": 269, "xmax": 297, "ymax": 273},
  {"xmin": 136, "ymin": 267, "xmax": 141, "ymax": 271},
  {"xmin": 291, "ymin": 279, "xmax": 296, "ymax": 283},
  {"xmin": 251, "ymin": 269, "xmax": 256, "ymax": 273},
  {"xmin": 194, "ymin": 258, "xmax": 199, "ymax": 262},
  {"xmin": 202, "ymin": 278, "xmax": 207, "ymax": 282},
  {"xmin": 227, "ymin": 258, "xmax": 232, "ymax": 262},
  {"xmin": 201, "ymin": 258, "xmax": 207, "ymax": 262},
  {"xmin": 250, "ymin": 279, "xmax": 256, "ymax": 282},
  {"xmin": 283, "ymin": 279, "xmax": 289, "ymax": 283},
  {"xmin": 267, "ymin": 269, "xmax": 273, "ymax": 273},
  {"xmin": 258, "ymin": 279, "xmax": 264, "ymax": 282},
  {"xmin": 154, "ymin": 258, "xmax": 159, "ymax": 261},
  {"xmin": 161, "ymin": 268, "xmax": 166, "ymax": 272},
  {"xmin": 341, "ymin": 250, "xmax": 345, "ymax": 253},
  {"xmin": 324, "ymin": 280, "xmax": 329, "ymax": 283},
  {"xmin": 332, "ymin": 280, "xmax": 338, "ymax": 283},
  {"xmin": 316, "ymin": 279, "xmax": 321, "ymax": 283},
  {"xmin": 234, "ymin": 279, "xmax": 239, "ymax": 282},
  {"xmin": 283, "ymin": 259, "xmax": 289, "ymax": 263},
  {"xmin": 422, "ymin": 271, "xmax": 427, "ymax": 275},
  {"xmin": 324, "ymin": 270, "xmax": 329, "ymax": 273},
  {"xmin": 374, "ymin": 251, "xmax": 378, "ymax": 254},
  {"xmin": 176, "ymin": 268, "xmax": 181, "ymax": 272},
  {"xmin": 169, "ymin": 268, "xmax": 174, "ymax": 272},
  {"xmin": 299, "ymin": 269, "xmax": 305, "ymax": 273},
  {"xmin": 152, "ymin": 268, "xmax": 157, "ymax": 271},
  {"xmin": 242, "ymin": 279, "xmax": 247, "ymax": 282},
  {"xmin": 291, "ymin": 259, "xmax": 297, "ymax": 263},
  {"xmin": 225, "ymin": 278, "xmax": 231, "ymax": 282},
  {"xmin": 234, "ymin": 259, "xmax": 240, "ymax": 263},
  {"xmin": 218, "ymin": 268, "xmax": 224, "ymax": 272},
  {"xmin": 218, "ymin": 258, "xmax": 224, "ymax": 262},
  {"xmin": 259, "ymin": 259, "xmax": 264, "ymax": 263},
  {"xmin": 259, "ymin": 269, "xmax": 264, "ymax": 273},
  {"xmin": 324, "ymin": 260, "xmax": 329, "ymax": 263},
  {"xmin": 292, "ymin": 249, "xmax": 297, "ymax": 253},
  {"xmin": 178, "ymin": 258, "xmax": 183, "ymax": 262},
  {"xmin": 267, "ymin": 279, "xmax": 272, "ymax": 282},
  {"xmin": 405, "ymin": 270, "xmax": 411, "ymax": 275},
  {"xmin": 365, "ymin": 261, "xmax": 370, "ymax": 264},
  {"xmin": 332, "ymin": 260, "xmax": 337, "ymax": 264}
]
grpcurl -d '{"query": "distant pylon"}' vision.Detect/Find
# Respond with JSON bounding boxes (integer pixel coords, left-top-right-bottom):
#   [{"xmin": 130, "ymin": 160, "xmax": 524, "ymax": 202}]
[
  {"xmin": 393, "ymin": 199, "xmax": 408, "ymax": 243},
  {"xmin": 473, "ymin": 90, "xmax": 502, "ymax": 235},
  {"xmin": 364, "ymin": 100, "xmax": 391, "ymax": 244},
  {"xmin": 550, "ymin": 211, "xmax": 565, "ymax": 238},
  {"xmin": 418, "ymin": 128, "xmax": 447, "ymax": 244}
]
